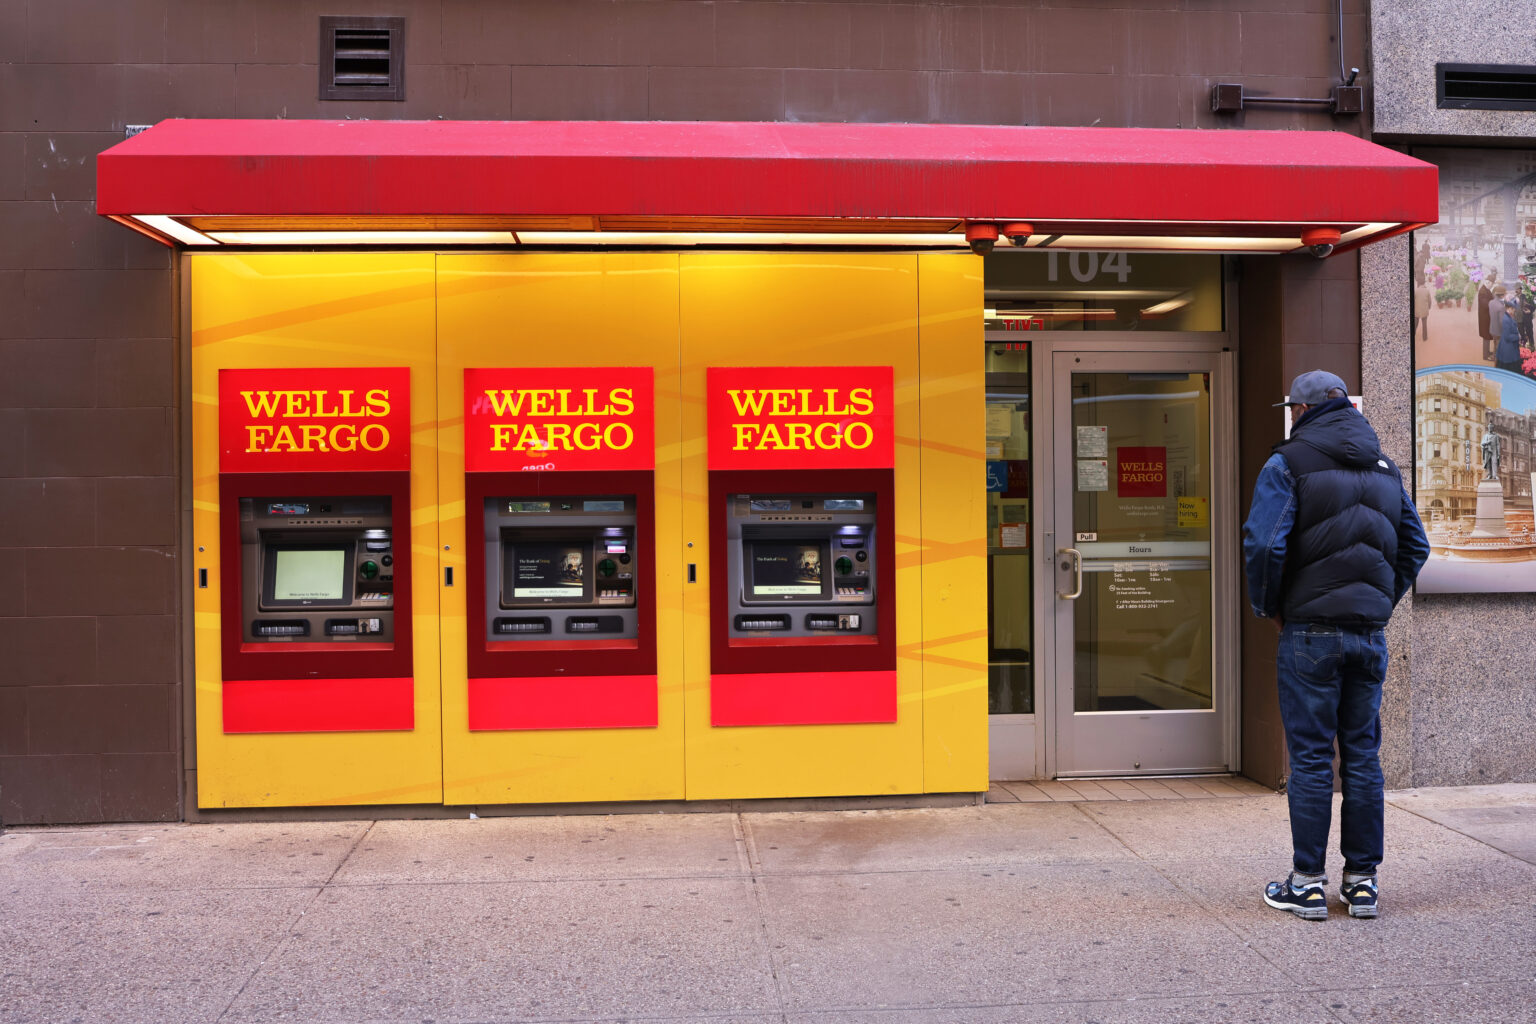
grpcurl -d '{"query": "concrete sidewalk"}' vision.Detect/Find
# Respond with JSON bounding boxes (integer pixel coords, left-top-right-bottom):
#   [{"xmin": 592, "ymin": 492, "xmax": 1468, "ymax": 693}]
[{"xmin": 2, "ymin": 785, "xmax": 1533, "ymax": 1024}]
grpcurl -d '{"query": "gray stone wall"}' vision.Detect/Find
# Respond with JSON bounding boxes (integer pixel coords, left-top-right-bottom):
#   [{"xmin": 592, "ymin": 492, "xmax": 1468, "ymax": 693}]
[
  {"xmin": 1360, "ymin": 227, "xmax": 1536, "ymax": 788},
  {"xmin": 1369, "ymin": 1, "xmax": 1536, "ymax": 786},
  {"xmin": 1360, "ymin": 234, "xmax": 1416, "ymax": 789},
  {"xmin": 1372, "ymin": 0, "xmax": 1536, "ymax": 138}
]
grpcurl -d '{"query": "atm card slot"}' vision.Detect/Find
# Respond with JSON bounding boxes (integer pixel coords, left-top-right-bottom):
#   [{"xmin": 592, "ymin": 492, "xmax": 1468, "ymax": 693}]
[
  {"xmin": 252, "ymin": 620, "xmax": 310, "ymax": 638},
  {"xmin": 494, "ymin": 616, "xmax": 552, "ymax": 635},
  {"xmin": 325, "ymin": 618, "xmax": 383, "ymax": 636},
  {"xmin": 734, "ymin": 614, "xmax": 791, "ymax": 632},
  {"xmin": 805, "ymin": 613, "xmax": 862, "ymax": 631},
  {"xmin": 565, "ymin": 616, "xmax": 624, "ymax": 634}
]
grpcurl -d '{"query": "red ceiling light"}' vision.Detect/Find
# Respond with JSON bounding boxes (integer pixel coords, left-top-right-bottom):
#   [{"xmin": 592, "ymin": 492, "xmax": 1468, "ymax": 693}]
[
  {"xmin": 1300, "ymin": 226, "xmax": 1343, "ymax": 257},
  {"xmin": 1001, "ymin": 222, "xmax": 1035, "ymax": 245},
  {"xmin": 965, "ymin": 222, "xmax": 1000, "ymax": 255}
]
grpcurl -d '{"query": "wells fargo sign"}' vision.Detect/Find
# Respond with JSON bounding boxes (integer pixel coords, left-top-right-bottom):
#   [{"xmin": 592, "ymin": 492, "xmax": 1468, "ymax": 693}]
[
  {"xmin": 706, "ymin": 366, "xmax": 894, "ymax": 470},
  {"xmin": 1116, "ymin": 446, "xmax": 1168, "ymax": 498},
  {"xmin": 464, "ymin": 367, "xmax": 654, "ymax": 472},
  {"xmin": 219, "ymin": 367, "xmax": 410, "ymax": 473}
]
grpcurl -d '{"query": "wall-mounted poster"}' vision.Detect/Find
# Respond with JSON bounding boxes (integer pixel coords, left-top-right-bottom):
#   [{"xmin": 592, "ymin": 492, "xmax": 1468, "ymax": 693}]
[{"xmin": 1412, "ymin": 148, "xmax": 1536, "ymax": 593}]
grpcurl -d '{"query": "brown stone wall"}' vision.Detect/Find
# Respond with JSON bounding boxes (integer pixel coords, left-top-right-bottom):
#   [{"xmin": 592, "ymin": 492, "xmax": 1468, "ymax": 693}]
[
  {"xmin": 0, "ymin": 0, "xmax": 1363, "ymax": 822},
  {"xmin": 1234, "ymin": 251, "xmax": 1364, "ymax": 789}
]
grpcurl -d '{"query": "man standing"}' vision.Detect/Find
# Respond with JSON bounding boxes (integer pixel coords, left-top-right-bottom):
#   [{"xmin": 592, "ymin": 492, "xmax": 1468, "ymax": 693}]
[
  {"xmin": 1478, "ymin": 269, "xmax": 1499, "ymax": 359},
  {"xmin": 1242, "ymin": 371, "xmax": 1430, "ymax": 921}
]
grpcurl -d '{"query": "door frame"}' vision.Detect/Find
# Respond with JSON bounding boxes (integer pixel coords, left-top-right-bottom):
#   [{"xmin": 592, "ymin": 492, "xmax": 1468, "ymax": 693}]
[
  {"xmin": 1041, "ymin": 340, "xmax": 1240, "ymax": 778},
  {"xmin": 985, "ymin": 330, "xmax": 1240, "ymax": 780}
]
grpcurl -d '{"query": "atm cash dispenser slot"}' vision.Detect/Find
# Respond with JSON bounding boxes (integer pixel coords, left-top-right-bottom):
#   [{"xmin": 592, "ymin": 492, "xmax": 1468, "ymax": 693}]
[
  {"xmin": 240, "ymin": 495, "xmax": 396, "ymax": 644},
  {"xmin": 484, "ymin": 496, "xmax": 640, "ymax": 643},
  {"xmin": 725, "ymin": 493, "xmax": 877, "ymax": 640}
]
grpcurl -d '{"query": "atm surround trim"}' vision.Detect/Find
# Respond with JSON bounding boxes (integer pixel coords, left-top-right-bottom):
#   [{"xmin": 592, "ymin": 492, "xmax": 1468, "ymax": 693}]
[
  {"xmin": 223, "ymin": 676, "xmax": 414, "ymax": 734},
  {"xmin": 711, "ymin": 669, "xmax": 898, "ymax": 727},
  {"xmin": 219, "ymin": 471, "xmax": 414, "ymax": 684},
  {"xmin": 708, "ymin": 468, "xmax": 896, "ymax": 678},
  {"xmin": 467, "ymin": 674, "xmax": 659, "ymax": 731},
  {"xmin": 465, "ymin": 469, "xmax": 657, "ymax": 681}
]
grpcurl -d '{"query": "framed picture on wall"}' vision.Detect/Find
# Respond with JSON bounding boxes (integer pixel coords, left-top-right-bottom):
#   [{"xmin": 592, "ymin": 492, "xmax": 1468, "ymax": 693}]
[{"xmin": 1412, "ymin": 147, "xmax": 1536, "ymax": 593}]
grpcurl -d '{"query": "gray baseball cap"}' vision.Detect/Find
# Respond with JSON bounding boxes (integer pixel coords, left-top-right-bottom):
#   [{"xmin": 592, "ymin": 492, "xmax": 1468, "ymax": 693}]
[{"xmin": 1274, "ymin": 369, "xmax": 1348, "ymax": 407}]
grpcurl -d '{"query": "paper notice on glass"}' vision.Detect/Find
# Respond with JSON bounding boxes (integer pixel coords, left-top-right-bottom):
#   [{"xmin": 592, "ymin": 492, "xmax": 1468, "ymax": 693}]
[
  {"xmin": 1077, "ymin": 459, "xmax": 1109, "ymax": 492},
  {"xmin": 985, "ymin": 440, "xmax": 1003, "ymax": 459},
  {"xmin": 999, "ymin": 522, "xmax": 1029, "ymax": 548},
  {"xmin": 986, "ymin": 403, "xmax": 1015, "ymax": 438},
  {"xmin": 1177, "ymin": 496, "xmax": 1209, "ymax": 528},
  {"xmin": 1076, "ymin": 425, "xmax": 1108, "ymax": 458}
]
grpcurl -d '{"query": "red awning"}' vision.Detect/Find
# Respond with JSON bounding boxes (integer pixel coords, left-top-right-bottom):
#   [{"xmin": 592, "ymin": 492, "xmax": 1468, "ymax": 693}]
[{"xmin": 96, "ymin": 119, "xmax": 1437, "ymax": 252}]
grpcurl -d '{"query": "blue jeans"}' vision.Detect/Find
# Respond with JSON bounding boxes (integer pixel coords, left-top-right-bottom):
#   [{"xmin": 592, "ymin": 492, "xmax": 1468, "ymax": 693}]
[{"xmin": 1275, "ymin": 622, "xmax": 1389, "ymax": 876}]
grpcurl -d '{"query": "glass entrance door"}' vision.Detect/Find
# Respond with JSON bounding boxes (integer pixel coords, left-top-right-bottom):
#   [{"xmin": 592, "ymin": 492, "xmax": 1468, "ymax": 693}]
[{"xmin": 1047, "ymin": 347, "xmax": 1237, "ymax": 776}]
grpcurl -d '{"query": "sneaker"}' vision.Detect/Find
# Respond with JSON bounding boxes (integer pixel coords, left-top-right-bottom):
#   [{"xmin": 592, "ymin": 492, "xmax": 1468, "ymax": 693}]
[
  {"xmin": 1263, "ymin": 873, "xmax": 1329, "ymax": 920},
  {"xmin": 1340, "ymin": 877, "xmax": 1379, "ymax": 918}
]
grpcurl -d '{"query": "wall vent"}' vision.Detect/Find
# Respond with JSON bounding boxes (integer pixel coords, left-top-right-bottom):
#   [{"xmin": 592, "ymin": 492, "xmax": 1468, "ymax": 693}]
[
  {"xmin": 1437, "ymin": 63, "xmax": 1536, "ymax": 112},
  {"xmin": 320, "ymin": 16, "xmax": 405, "ymax": 101}
]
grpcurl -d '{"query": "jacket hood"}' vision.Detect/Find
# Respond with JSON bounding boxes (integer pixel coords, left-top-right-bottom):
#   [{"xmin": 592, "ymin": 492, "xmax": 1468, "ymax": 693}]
[{"xmin": 1282, "ymin": 397, "xmax": 1384, "ymax": 468}]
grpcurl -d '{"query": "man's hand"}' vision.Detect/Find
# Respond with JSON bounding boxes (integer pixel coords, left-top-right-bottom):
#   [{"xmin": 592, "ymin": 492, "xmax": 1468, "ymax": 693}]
[{"xmin": 1273, "ymin": 618, "xmax": 1284, "ymax": 635}]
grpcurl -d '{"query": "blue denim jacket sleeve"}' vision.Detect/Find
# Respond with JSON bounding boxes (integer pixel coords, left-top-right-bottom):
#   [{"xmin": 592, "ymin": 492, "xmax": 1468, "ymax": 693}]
[
  {"xmin": 1241, "ymin": 453, "xmax": 1295, "ymax": 619},
  {"xmin": 1393, "ymin": 487, "xmax": 1431, "ymax": 604}
]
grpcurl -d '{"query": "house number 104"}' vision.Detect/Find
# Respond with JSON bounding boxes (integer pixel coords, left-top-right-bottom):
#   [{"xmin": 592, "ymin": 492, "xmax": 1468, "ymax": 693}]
[{"xmin": 1046, "ymin": 251, "xmax": 1132, "ymax": 284}]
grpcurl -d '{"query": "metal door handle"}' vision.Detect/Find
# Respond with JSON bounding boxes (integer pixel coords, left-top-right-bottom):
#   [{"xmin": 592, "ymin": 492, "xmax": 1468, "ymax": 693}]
[{"xmin": 1057, "ymin": 547, "xmax": 1083, "ymax": 600}]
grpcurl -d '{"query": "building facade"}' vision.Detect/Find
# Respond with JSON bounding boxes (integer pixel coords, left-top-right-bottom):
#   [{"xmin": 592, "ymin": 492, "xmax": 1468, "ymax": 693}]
[
  {"xmin": 3, "ymin": 0, "xmax": 1524, "ymax": 825},
  {"xmin": 1368, "ymin": 0, "xmax": 1536, "ymax": 786}
]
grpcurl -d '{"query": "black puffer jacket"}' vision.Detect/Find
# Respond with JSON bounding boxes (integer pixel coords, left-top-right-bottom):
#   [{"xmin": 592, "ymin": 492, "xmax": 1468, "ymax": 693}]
[{"xmin": 1275, "ymin": 398, "xmax": 1406, "ymax": 628}]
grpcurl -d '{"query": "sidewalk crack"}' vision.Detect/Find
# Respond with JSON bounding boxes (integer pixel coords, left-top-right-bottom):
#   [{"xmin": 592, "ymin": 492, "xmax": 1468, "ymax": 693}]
[
  {"xmin": 734, "ymin": 812, "xmax": 789, "ymax": 1024},
  {"xmin": 212, "ymin": 819, "xmax": 377, "ymax": 1022}
]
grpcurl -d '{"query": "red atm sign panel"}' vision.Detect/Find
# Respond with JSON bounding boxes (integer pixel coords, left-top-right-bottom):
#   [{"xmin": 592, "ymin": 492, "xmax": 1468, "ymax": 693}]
[
  {"xmin": 219, "ymin": 367, "xmax": 411, "ymax": 473},
  {"xmin": 706, "ymin": 366, "xmax": 895, "ymax": 471},
  {"xmin": 463, "ymin": 367, "xmax": 654, "ymax": 473}
]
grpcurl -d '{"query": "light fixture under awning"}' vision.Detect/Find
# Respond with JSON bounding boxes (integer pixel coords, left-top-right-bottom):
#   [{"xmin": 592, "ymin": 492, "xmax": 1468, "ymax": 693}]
[{"xmin": 97, "ymin": 120, "xmax": 1438, "ymax": 254}]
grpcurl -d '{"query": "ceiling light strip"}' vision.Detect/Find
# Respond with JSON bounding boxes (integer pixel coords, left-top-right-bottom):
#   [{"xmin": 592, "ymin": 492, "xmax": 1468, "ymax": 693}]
[{"xmin": 136, "ymin": 215, "xmax": 219, "ymax": 246}]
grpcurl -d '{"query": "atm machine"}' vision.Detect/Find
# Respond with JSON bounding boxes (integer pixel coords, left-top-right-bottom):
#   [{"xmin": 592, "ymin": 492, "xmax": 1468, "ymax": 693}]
[
  {"xmin": 482, "ymin": 496, "xmax": 641, "ymax": 643},
  {"xmin": 241, "ymin": 495, "xmax": 397, "ymax": 644},
  {"xmin": 707, "ymin": 468, "xmax": 895, "ymax": 725},
  {"xmin": 724, "ymin": 493, "xmax": 877, "ymax": 640},
  {"xmin": 217, "ymin": 470, "xmax": 415, "ymax": 733},
  {"xmin": 463, "ymin": 469, "xmax": 657, "ymax": 730}
]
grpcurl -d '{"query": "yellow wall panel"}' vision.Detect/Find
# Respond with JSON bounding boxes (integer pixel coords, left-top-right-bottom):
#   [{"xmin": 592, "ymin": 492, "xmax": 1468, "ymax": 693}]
[
  {"xmin": 678, "ymin": 254, "xmax": 926, "ymax": 799},
  {"xmin": 916, "ymin": 254, "xmax": 989, "ymax": 792},
  {"xmin": 189, "ymin": 252, "xmax": 443, "ymax": 808},
  {"xmin": 188, "ymin": 249, "xmax": 990, "ymax": 810},
  {"xmin": 435, "ymin": 253, "xmax": 686, "ymax": 804}
]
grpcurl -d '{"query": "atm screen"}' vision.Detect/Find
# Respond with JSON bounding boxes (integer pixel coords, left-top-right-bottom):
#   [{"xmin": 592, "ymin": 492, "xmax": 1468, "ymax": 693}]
[
  {"xmin": 264, "ymin": 545, "xmax": 352, "ymax": 605},
  {"xmin": 750, "ymin": 541, "xmax": 829, "ymax": 597},
  {"xmin": 509, "ymin": 541, "xmax": 591, "ymax": 601}
]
